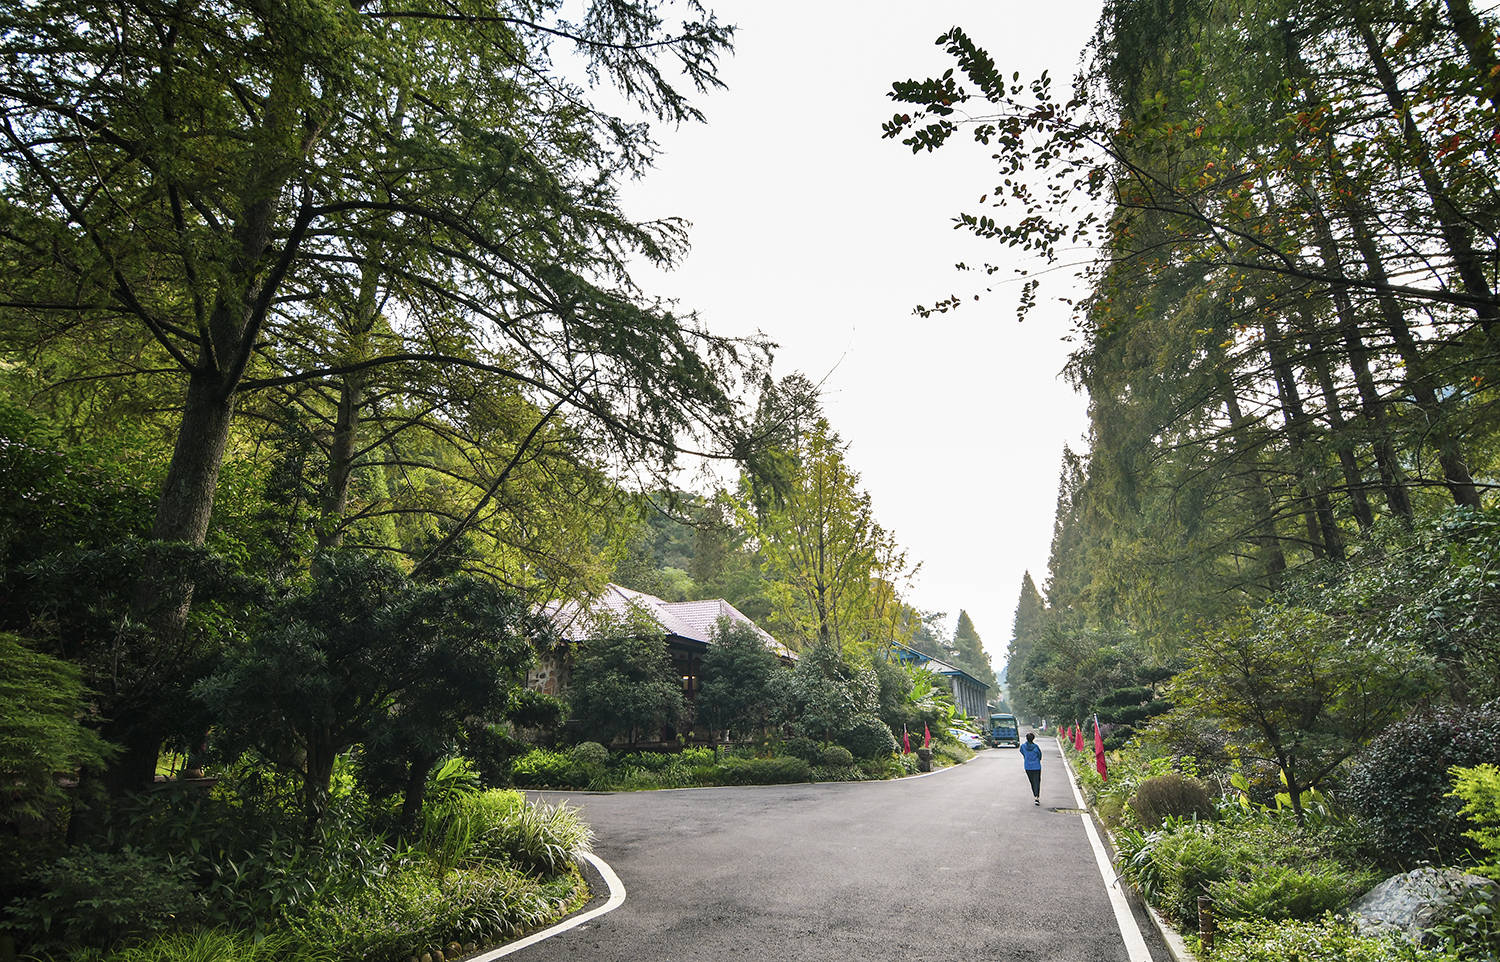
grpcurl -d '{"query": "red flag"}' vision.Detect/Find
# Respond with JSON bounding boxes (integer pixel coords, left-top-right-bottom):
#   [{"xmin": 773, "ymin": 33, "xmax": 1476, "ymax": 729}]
[
  {"xmin": 923, "ymin": 724, "xmax": 931, "ymax": 748},
  {"xmin": 1094, "ymin": 716, "xmax": 1108, "ymax": 781},
  {"xmin": 1074, "ymin": 725, "xmax": 1085, "ymax": 752},
  {"xmin": 902, "ymin": 727, "xmax": 911, "ymax": 754}
]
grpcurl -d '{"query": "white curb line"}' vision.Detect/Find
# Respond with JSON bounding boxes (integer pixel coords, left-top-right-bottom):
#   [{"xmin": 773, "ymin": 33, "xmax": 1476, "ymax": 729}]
[
  {"xmin": 1058, "ymin": 738, "xmax": 1153, "ymax": 962},
  {"xmin": 469, "ymin": 850, "xmax": 626, "ymax": 960}
]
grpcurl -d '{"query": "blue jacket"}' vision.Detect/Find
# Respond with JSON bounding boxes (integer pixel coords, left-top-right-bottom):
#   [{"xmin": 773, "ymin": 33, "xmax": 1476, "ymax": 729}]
[{"xmin": 1020, "ymin": 741, "xmax": 1042, "ymax": 771}]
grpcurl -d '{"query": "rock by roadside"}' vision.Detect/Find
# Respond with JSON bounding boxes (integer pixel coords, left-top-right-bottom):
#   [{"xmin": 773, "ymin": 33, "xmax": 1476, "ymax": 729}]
[{"xmin": 1349, "ymin": 866, "xmax": 1496, "ymax": 944}]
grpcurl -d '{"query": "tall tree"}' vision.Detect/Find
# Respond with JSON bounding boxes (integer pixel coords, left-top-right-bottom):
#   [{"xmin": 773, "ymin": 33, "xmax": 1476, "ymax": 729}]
[
  {"xmin": 1005, "ymin": 572, "xmax": 1046, "ymax": 715},
  {"xmin": 742, "ymin": 389, "xmax": 914, "ymax": 656},
  {"xmin": 950, "ymin": 610, "xmax": 994, "ymax": 684},
  {"xmin": 1, "ymin": 0, "xmax": 766, "ymax": 792}
]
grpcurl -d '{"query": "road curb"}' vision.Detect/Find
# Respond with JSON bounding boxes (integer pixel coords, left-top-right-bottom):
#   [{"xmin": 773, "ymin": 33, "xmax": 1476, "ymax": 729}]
[
  {"xmin": 1056, "ymin": 739, "xmax": 1199, "ymax": 962},
  {"xmin": 467, "ymin": 850, "xmax": 626, "ymax": 960}
]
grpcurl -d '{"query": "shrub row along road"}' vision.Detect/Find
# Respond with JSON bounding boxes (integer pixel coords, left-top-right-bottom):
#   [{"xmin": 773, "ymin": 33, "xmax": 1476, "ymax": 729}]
[{"xmin": 523, "ymin": 743, "xmax": 1170, "ymax": 961}]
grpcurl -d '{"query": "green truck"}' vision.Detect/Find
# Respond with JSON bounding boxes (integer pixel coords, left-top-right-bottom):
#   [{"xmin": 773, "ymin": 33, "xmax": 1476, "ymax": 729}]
[{"xmin": 987, "ymin": 712, "xmax": 1020, "ymax": 748}]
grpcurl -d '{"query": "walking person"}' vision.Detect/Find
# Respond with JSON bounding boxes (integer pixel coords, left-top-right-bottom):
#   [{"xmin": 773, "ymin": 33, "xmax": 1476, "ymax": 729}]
[{"xmin": 1020, "ymin": 731, "xmax": 1042, "ymax": 805}]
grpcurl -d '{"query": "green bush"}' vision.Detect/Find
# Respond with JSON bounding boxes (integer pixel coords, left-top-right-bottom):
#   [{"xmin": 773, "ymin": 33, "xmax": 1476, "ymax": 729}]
[
  {"xmin": 677, "ymin": 746, "xmax": 716, "ymax": 766},
  {"xmin": 712, "ymin": 756, "xmax": 810, "ymax": 785},
  {"xmin": 617, "ymin": 767, "xmax": 665, "ymax": 790},
  {"xmin": 1130, "ymin": 773, "xmax": 1216, "ymax": 828},
  {"xmin": 1346, "ymin": 703, "xmax": 1500, "ymax": 869},
  {"xmin": 818, "ymin": 744, "xmax": 855, "ymax": 768},
  {"xmin": 839, "ymin": 714, "xmax": 898, "ymax": 760},
  {"xmin": 1426, "ymin": 873, "xmax": 1500, "ymax": 961},
  {"xmin": 615, "ymin": 750, "xmax": 676, "ymax": 772},
  {"xmin": 466, "ymin": 795, "xmax": 592, "ymax": 876},
  {"xmin": 0, "ymin": 632, "xmax": 114, "ymax": 827},
  {"xmin": 510, "ymin": 748, "xmax": 588, "ymax": 789},
  {"xmin": 1451, "ymin": 763, "xmax": 1500, "ymax": 878},
  {"xmin": 289, "ymin": 861, "xmax": 580, "ymax": 962},
  {"xmin": 1212, "ymin": 915, "xmax": 1450, "ymax": 962},
  {"xmin": 859, "ymin": 756, "xmax": 905, "ymax": 779},
  {"xmin": 1120, "ymin": 811, "xmax": 1382, "ymax": 930},
  {"xmin": 782, "ymin": 736, "xmax": 820, "ymax": 762},
  {"xmin": 1210, "ymin": 863, "xmax": 1374, "ymax": 922},
  {"xmin": 569, "ymin": 742, "xmax": 609, "ymax": 767},
  {"xmin": 1156, "ymin": 825, "xmax": 1231, "ymax": 927},
  {"xmin": 3, "ymin": 846, "xmax": 202, "ymax": 952},
  {"xmin": 933, "ymin": 742, "xmax": 972, "ymax": 766}
]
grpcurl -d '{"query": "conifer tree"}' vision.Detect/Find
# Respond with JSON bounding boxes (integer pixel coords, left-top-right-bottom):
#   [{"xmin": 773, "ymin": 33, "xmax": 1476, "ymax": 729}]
[{"xmin": 950, "ymin": 610, "xmax": 994, "ymax": 685}]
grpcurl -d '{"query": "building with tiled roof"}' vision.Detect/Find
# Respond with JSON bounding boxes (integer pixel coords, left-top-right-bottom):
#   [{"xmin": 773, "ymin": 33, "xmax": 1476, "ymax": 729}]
[{"xmin": 528, "ymin": 584, "xmax": 793, "ymax": 721}]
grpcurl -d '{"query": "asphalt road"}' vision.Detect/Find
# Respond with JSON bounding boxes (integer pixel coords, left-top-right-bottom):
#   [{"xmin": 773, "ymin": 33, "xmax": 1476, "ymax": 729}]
[{"xmin": 522, "ymin": 742, "xmax": 1170, "ymax": 962}]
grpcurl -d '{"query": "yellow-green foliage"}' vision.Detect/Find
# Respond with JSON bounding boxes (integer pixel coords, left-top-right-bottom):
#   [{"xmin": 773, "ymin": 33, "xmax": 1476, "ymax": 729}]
[{"xmin": 1450, "ymin": 763, "xmax": 1500, "ymax": 878}]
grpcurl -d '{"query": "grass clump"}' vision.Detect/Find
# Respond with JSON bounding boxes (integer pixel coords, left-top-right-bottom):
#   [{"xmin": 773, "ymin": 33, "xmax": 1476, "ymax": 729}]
[{"xmin": 1130, "ymin": 773, "xmax": 1216, "ymax": 828}]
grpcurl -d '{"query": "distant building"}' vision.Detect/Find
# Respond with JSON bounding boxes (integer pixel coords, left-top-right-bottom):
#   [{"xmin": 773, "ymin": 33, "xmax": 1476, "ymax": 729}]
[
  {"xmin": 889, "ymin": 642, "xmax": 991, "ymax": 720},
  {"xmin": 529, "ymin": 583, "xmax": 792, "ymax": 711}
]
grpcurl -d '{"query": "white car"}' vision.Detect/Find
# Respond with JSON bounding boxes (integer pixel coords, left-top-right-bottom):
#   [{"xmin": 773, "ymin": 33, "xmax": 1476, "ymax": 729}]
[{"xmin": 949, "ymin": 728, "xmax": 983, "ymax": 750}]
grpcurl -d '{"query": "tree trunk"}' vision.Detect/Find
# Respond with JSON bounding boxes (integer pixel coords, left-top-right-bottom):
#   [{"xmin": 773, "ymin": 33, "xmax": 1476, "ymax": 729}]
[
  {"xmin": 1306, "ymin": 208, "xmax": 1413, "ymax": 519},
  {"xmin": 1357, "ymin": 16, "xmax": 1500, "ymax": 340},
  {"xmin": 400, "ymin": 752, "xmax": 438, "ymax": 836},
  {"xmin": 1335, "ymin": 182, "xmax": 1483, "ymax": 508},
  {"xmin": 319, "ymin": 374, "xmax": 364, "ymax": 549},
  {"xmin": 1219, "ymin": 378, "xmax": 1288, "ymax": 581},
  {"xmin": 304, "ymin": 737, "xmax": 338, "ymax": 833},
  {"xmin": 1262, "ymin": 314, "xmax": 1343, "ymax": 560},
  {"xmin": 1445, "ymin": 0, "xmax": 1500, "ymax": 118},
  {"xmin": 1300, "ymin": 322, "xmax": 1377, "ymax": 530}
]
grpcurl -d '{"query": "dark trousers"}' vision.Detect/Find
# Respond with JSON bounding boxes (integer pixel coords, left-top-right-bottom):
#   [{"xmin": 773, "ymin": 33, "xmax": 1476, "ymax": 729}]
[{"xmin": 1026, "ymin": 768, "xmax": 1041, "ymax": 798}]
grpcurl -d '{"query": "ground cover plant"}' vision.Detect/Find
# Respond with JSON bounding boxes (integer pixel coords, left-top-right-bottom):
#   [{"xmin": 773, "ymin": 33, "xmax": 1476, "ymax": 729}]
[
  {"xmin": 1, "ymin": 761, "xmax": 591, "ymax": 961},
  {"xmin": 1060, "ymin": 727, "xmax": 1500, "ymax": 960}
]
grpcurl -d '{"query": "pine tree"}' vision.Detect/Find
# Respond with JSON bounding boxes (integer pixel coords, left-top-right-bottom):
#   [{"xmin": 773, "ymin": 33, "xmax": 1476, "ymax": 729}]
[
  {"xmin": 951, "ymin": 610, "xmax": 994, "ymax": 685},
  {"xmin": 1006, "ymin": 573, "xmax": 1046, "ymax": 716}
]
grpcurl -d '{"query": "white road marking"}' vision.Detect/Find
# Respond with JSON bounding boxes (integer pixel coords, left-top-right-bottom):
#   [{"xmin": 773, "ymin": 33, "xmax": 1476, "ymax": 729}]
[
  {"xmin": 1058, "ymin": 738, "xmax": 1154, "ymax": 962},
  {"xmin": 470, "ymin": 850, "xmax": 627, "ymax": 960}
]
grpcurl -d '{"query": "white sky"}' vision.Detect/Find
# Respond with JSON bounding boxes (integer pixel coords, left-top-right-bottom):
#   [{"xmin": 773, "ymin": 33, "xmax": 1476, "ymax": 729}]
[{"xmin": 619, "ymin": 2, "xmax": 1103, "ymax": 671}]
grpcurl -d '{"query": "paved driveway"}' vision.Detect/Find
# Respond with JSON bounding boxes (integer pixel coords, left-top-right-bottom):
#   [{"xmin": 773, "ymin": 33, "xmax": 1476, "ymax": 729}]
[{"xmin": 523, "ymin": 743, "xmax": 1169, "ymax": 962}]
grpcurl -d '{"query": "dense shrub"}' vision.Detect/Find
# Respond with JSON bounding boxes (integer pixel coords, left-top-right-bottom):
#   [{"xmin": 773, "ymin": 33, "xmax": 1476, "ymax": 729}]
[
  {"xmin": 712, "ymin": 756, "xmax": 810, "ymax": 785},
  {"xmin": 1210, "ymin": 863, "xmax": 1375, "ymax": 922},
  {"xmin": 1156, "ymin": 825, "xmax": 1231, "ymax": 926},
  {"xmin": 1118, "ymin": 814, "xmax": 1379, "ymax": 929},
  {"xmin": 1450, "ymin": 763, "xmax": 1500, "ymax": 878},
  {"xmin": 859, "ymin": 756, "xmax": 905, "ymax": 779},
  {"xmin": 0, "ymin": 632, "xmax": 114, "ymax": 827},
  {"xmin": 1130, "ymin": 773, "xmax": 1216, "ymax": 828},
  {"xmin": 3, "ymin": 846, "xmax": 202, "ymax": 952},
  {"xmin": 839, "ymin": 714, "xmax": 898, "ymax": 759},
  {"xmin": 818, "ymin": 745, "xmax": 855, "ymax": 768},
  {"xmin": 1213, "ymin": 915, "xmax": 1450, "ymax": 961},
  {"xmin": 569, "ymin": 742, "xmax": 609, "ymax": 768},
  {"xmin": 463, "ymin": 795, "xmax": 592, "ymax": 876},
  {"xmin": 933, "ymin": 742, "xmax": 972, "ymax": 766},
  {"xmin": 510, "ymin": 749, "xmax": 589, "ymax": 789},
  {"xmin": 288, "ymin": 862, "xmax": 580, "ymax": 962},
  {"xmin": 614, "ymin": 750, "xmax": 677, "ymax": 772},
  {"xmin": 1345, "ymin": 702, "xmax": 1500, "ymax": 868},
  {"xmin": 782, "ymin": 736, "xmax": 820, "ymax": 763},
  {"xmin": 464, "ymin": 722, "xmax": 528, "ymax": 787}
]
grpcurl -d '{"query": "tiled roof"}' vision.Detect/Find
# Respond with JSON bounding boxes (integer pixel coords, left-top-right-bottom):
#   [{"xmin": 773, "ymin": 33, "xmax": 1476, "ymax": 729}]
[
  {"xmin": 547, "ymin": 584, "xmax": 793, "ymax": 659},
  {"xmin": 662, "ymin": 598, "xmax": 793, "ymax": 659}
]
